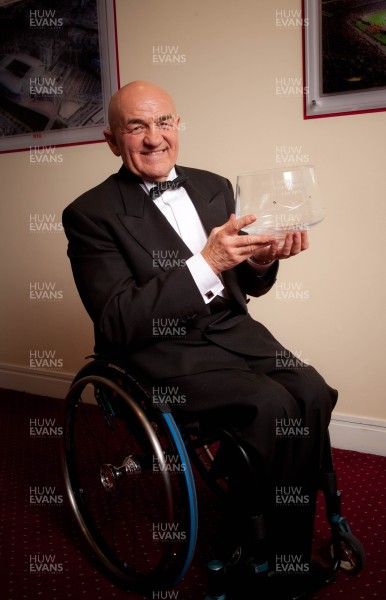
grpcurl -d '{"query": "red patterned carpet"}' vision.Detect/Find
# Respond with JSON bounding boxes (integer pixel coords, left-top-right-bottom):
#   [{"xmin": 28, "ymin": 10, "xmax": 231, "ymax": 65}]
[{"xmin": 0, "ymin": 388, "xmax": 385, "ymax": 600}]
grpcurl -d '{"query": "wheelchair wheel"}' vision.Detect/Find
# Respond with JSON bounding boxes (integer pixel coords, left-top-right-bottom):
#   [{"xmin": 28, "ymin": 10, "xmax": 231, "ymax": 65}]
[
  {"xmin": 329, "ymin": 531, "xmax": 366, "ymax": 575},
  {"xmin": 63, "ymin": 360, "xmax": 198, "ymax": 590}
]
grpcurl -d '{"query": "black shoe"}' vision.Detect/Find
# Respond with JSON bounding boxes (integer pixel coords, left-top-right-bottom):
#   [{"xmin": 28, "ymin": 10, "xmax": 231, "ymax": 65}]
[
  {"xmin": 306, "ymin": 559, "xmax": 335, "ymax": 594},
  {"xmin": 225, "ymin": 551, "xmax": 270, "ymax": 600}
]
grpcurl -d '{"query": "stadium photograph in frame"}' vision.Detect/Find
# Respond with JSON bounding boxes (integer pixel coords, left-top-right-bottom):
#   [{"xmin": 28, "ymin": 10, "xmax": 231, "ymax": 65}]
[
  {"xmin": 0, "ymin": 0, "xmax": 119, "ymax": 153},
  {"xmin": 303, "ymin": 0, "xmax": 386, "ymax": 118}
]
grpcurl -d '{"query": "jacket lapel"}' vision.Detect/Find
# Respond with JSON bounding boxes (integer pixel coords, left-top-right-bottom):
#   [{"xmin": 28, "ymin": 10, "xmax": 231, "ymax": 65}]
[
  {"xmin": 177, "ymin": 168, "xmax": 229, "ymax": 236},
  {"xmin": 115, "ymin": 166, "xmax": 193, "ymax": 268}
]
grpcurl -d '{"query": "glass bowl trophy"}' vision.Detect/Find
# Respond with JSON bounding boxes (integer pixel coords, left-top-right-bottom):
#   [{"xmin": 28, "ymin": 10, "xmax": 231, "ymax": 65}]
[{"xmin": 235, "ymin": 165, "xmax": 326, "ymax": 242}]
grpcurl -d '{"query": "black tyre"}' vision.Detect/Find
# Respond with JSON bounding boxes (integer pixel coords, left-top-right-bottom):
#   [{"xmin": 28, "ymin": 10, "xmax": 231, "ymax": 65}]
[
  {"xmin": 330, "ymin": 531, "xmax": 366, "ymax": 575},
  {"xmin": 63, "ymin": 360, "xmax": 198, "ymax": 589}
]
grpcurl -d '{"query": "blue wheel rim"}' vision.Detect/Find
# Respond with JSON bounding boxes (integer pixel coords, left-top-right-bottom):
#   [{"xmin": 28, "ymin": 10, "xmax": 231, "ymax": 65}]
[{"xmin": 161, "ymin": 412, "xmax": 198, "ymax": 584}]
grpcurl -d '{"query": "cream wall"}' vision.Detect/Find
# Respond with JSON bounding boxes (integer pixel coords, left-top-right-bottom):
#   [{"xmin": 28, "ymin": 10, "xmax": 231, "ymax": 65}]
[{"xmin": 1, "ymin": 0, "xmax": 385, "ymax": 439}]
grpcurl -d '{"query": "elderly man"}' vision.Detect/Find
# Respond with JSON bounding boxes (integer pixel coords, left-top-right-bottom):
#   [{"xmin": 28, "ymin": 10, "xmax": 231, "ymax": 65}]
[{"xmin": 63, "ymin": 80, "xmax": 337, "ymax": 599}]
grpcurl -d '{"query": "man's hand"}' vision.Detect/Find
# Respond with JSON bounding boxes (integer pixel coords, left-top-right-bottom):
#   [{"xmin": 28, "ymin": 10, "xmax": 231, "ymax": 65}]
[
  {"xmin": 250, "ymin": 230, "xmax": 309, "ymax": 265},
  {"xmin": 201, "ymin": 214, "xmax": 275, "ymax": 275}
]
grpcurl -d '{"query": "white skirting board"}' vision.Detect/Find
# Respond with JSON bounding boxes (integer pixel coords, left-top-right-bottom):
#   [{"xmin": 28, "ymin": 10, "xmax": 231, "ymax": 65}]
[
  {"xmin": 328, "ymin": 414, "xmax": 386, "ymax": 457},
  {"xmin": 0, "ymin": 363, "xmax": 73, "ymax": 399},
  {"xmin": 1, "ymin": 363, "xmax": 385, "ymax": 456}
]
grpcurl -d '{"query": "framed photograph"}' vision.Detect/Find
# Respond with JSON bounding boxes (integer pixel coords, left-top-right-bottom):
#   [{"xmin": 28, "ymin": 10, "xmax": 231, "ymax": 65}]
[
  {"xmin": 0, "ymin": 0, "xmax": 119, "ymax": 153},
  {"xmin": 303, "ymin": 0, "xmax": 386, "ymax": 118}
]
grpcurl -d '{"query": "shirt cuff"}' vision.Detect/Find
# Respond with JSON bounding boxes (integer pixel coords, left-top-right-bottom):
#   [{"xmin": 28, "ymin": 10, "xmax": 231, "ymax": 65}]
[{"xmin": 186, "ymin": 254, "xmax": 224, "ymax": 304}]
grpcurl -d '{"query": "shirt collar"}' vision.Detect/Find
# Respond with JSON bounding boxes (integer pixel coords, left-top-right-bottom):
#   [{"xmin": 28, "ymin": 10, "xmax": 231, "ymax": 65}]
[{"xmin": 142, "ymin": 167, "xmax": 177, "ymax": 193}]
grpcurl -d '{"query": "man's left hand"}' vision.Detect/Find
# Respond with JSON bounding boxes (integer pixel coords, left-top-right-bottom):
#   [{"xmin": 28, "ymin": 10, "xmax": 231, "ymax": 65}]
[{"xmin": 250, "ymin": 231, "xmax": 309, "ymax": 265}]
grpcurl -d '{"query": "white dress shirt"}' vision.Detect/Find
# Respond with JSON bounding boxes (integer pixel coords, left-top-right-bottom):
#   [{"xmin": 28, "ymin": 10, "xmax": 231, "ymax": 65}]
[{"xmin": 142, "ymin": 168, "xmax": 224, "ymax": 303}]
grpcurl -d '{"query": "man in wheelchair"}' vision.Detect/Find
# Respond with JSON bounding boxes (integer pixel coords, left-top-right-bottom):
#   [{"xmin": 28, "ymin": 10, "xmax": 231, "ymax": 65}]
[{"xmin": 63, "ymin": 80, "xmax": 339, "ymax": 599}]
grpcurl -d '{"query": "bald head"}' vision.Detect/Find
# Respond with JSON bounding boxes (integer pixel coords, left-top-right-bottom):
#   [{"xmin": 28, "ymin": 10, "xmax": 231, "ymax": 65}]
[
  {"xmin": 107, "ymin": 80, "xmax": 177, "ymax": 132},
  {"xmin": 104, "ymin": 80, "xmax": 180, "ymax": 181}
]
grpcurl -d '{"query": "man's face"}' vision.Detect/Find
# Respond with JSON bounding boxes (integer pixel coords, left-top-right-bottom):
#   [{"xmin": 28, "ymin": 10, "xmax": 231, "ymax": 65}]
[{"xmin": 104, "ymin": 86, "xmax": 180, "ymax": 182}]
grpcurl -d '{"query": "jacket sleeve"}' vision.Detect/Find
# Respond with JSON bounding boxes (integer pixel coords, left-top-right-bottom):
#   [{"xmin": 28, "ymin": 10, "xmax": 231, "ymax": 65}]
[
  {"xmin": 235, "ymin": 259, "xmax": 279, "ymax": 298},
  {"xmin": 62, "ymin": 203, "xmax": 211, "ymax": 352}
]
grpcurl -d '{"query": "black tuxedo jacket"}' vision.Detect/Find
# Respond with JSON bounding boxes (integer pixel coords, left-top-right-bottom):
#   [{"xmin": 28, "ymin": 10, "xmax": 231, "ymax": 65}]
[{"xmin": 63, "ymin": 165, "xmax": 280, "ymax": 380}]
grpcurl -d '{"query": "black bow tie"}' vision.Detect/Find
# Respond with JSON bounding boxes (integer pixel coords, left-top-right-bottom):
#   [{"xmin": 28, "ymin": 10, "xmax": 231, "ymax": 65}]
[{"xmin": 149, "ymin": 174, "xmax": 188, "ymax": 200}]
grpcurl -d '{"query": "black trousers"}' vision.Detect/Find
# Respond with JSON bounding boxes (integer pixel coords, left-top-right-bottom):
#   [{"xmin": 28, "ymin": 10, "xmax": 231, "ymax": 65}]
[{"xmin": 162, "ymin": 350, "xmax": 338, "ymax": 570}]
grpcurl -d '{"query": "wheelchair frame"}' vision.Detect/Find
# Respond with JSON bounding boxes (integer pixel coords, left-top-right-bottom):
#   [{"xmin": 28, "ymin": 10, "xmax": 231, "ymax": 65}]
[{"xmin": 62, "ymin": 356, "xmax": 365, "ymax": 593}]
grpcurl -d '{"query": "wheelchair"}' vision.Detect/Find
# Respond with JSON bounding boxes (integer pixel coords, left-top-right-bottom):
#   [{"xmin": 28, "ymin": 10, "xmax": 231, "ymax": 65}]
[{"xmin": 62, "ymin": 356, "xmax": 366, "ymax": 595}]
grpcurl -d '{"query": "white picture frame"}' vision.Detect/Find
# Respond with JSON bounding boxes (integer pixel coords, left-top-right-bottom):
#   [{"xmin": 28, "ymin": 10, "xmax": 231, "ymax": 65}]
[
  {"xmin": 0, "ymin": 0, "xmax": 119, "ymax": 153},
  {"xmin": 303, "ymin": 0, "xmax": 386, "ymax": 118}
]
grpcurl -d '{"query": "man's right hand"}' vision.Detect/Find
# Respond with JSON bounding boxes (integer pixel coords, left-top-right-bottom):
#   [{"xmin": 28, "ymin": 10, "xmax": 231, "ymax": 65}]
[{"xmin": 201, "ymin": 214, "xmax": 275, "ymax": 275}]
